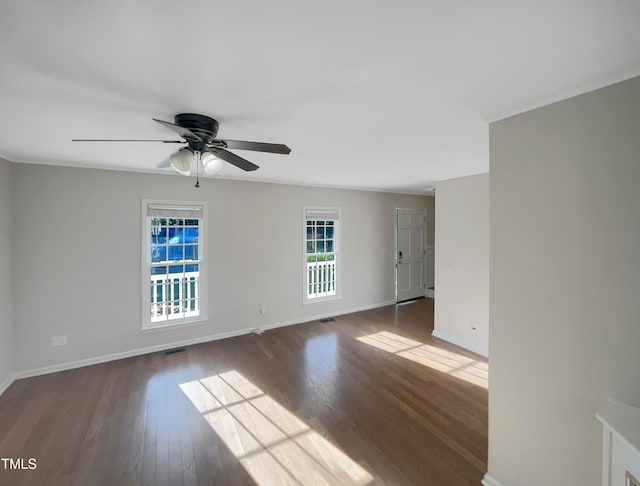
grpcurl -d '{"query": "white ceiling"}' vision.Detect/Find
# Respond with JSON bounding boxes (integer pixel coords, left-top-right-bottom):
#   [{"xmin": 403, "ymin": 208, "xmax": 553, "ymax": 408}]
[{"xmin": 1, "ymin": 1, "xmax": 639, "ymax": 194}]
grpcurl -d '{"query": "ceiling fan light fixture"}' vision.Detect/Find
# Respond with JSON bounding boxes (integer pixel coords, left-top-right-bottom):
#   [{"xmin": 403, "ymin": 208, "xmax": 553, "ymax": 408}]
[
  {"xmin": 170, "ymin": 148, "xmax": 193, "ymax": 175},
  {"xmin": 201, "ymin": 151, "xmax": 223, "ymax": 175}
]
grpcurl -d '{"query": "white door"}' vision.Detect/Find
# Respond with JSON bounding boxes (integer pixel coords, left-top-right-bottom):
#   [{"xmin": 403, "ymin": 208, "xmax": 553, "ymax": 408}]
[{"xmin": 395, "ymin": 208, "xmax": 425, "ymax": 302}]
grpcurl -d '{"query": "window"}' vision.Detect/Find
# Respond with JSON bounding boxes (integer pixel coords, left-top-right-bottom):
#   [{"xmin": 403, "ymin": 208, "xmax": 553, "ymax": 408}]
[
  {"xmin": 141, "ymin": 200, "xmax": 207, "ymax": 330},
  {"xmin": 304, "ymin": 207, "xmax": 340, "ymax": 302}
]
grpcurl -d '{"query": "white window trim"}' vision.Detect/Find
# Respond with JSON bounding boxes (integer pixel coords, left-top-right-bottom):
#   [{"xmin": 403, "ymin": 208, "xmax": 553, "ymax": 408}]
[
  {"xmin": 302, "ymin": 205, "xmax": 341, "ymax": 304},
  {"xmin": 141, "ymin": 199, "xmax": 208, "ymax": 331}
]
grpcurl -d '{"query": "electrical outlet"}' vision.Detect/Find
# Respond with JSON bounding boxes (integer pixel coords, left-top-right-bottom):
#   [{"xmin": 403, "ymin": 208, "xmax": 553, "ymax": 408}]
[
  {"xmin": 259, "ymin": 305, "xmax": 266, "ymax": 315},
  {"xmin": 50, "ymin": 335, "xmax": 67, "ymax": 347}
]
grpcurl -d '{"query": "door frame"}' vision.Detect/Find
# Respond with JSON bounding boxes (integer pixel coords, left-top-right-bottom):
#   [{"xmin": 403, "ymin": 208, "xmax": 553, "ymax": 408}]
[{"xmin": 394, "ymin": 207, "xmax": 427, "ymax": 303}]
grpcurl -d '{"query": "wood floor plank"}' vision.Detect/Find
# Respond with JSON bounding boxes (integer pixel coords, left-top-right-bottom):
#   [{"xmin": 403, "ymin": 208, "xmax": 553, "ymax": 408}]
[{"xmin": 0, "ymin": 298, "xmax": 487, "ymax": 485}]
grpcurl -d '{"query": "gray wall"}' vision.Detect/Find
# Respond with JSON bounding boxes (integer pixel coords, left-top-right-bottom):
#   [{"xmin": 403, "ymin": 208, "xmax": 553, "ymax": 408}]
[
  {"xmin": 489, "ymin": 76, "xmax": 640, "ymax": 485},
  {"xmin": 10, "ymin": 163, "xmax": 432, "ymax": 372},
  {"xmin": 434, "ymin": 173, "xmax": 489, "ymax": 356},
  {"xmin": 426, "ymin": 201, "xmax": 435, "ymax": 289},
  {"xmin": 0, "ymin": 160, "xmax": 13, "ymax": 389}
]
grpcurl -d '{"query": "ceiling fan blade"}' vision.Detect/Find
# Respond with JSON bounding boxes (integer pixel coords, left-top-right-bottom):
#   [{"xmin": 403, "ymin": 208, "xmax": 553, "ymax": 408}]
[
  {"xmin": 72, "ymin": 139, "xmax": 183, "ymax": 143},
  {"xmin": 219, "ymin": 140, "xmax": 291, "ymax": 154},
  {"xmin": 212, "ymin": 148, "xmax": 259, "ymax": 171},
  {"xmin": 152, "ymin": 118, "xmax": 203, "ymax": 141}
]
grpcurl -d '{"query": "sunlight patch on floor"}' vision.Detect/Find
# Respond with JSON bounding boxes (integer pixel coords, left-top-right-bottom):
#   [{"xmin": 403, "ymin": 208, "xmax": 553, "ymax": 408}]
[
  {"xmin": 180, "ymin": 370, "xmax": 373, "ymax": 485},
  {"xmin": 356, "ymin": 331, "xmax": 488, "ymax": 388}
]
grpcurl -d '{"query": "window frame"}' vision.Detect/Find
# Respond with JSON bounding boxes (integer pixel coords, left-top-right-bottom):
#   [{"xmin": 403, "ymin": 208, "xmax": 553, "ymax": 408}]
[
  {"xmin": 141, "ymin": 199, "xmax": 208, "ymax": 331},
  {"xmin": 302, "ymin": 206, "xmax": 341, "ymax": 304}
]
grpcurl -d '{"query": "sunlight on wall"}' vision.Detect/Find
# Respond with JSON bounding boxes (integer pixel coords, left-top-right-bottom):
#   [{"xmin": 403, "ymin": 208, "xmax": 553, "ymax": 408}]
[
  {"xmin": 179, "ymin": 370, "xmax": 373, "ymax": 485},
  {"xmin": 356, "ymin": 331, "xmax": 488, "ymax": 388}
]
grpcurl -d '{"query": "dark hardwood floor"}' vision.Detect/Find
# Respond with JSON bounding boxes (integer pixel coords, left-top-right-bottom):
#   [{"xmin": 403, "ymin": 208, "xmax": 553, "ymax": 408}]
[{"xmin": 0, "ymin": 298, "xmax": 488, "ymax": 485}]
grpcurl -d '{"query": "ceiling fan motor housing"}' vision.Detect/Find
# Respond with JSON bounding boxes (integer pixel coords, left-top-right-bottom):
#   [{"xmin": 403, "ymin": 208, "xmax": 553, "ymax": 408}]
[{"xmin": 175, "ymin": 113, "xmax": 219, "ymax": 142}]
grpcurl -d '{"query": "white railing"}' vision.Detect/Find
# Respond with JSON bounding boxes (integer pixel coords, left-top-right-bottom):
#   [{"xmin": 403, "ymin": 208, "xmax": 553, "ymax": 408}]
[
  {"xmin": 307, "ymin": 260, "xmax": 336, "ymax": 299},
  {"xmin": 150, "ymin": 271, "xmax": 200, "ymax": 321}
]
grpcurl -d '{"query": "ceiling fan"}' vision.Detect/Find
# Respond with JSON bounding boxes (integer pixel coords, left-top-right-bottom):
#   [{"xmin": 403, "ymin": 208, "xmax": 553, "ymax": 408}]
[{"xmin": 73, "ymin": 113, "xmax": 291, "ymax": 187}]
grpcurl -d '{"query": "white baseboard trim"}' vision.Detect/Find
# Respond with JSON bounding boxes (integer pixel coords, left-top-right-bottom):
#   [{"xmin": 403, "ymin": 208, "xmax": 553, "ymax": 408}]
[
  {"xmin": 11, "ymin": 300, "xmax": 397, "ymax": 382},
  {"xmin": 260, "ymin": 300, "xmax": 396, "ymax": 333},
  {"xmin": 431, "ymin": 329, "xmax": 488, "ymax": 358},
  {"xmin": 0, "ymin": 373, "xmax": 16, "ymax": 397},
  {"xmin": 12, "ymin": 327, "xmax": 252, "ymax": 381},
  {"xmin": 481, "ymin": 473, "xmax": 503, "ymax": 486}
]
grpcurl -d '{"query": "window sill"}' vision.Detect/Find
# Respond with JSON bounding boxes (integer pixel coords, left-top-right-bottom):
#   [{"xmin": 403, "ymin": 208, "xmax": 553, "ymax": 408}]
[
  {"xmin": 303, "ymin": 295, "xmax": 341, "ymax": 305},
  {"xmin": 140, "ymin": 316, "xmax": 207, "ymax": 333}
]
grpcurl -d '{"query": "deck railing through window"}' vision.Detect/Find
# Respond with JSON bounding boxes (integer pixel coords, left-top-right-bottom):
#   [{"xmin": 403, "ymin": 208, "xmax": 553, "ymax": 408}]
[
  {"xmin": 150, "ymin": 271, "xmax": 200, "ymax": 322},
  {"xmin": 307, "ymin": 260, "xmax": 336, "ymax": 299}
]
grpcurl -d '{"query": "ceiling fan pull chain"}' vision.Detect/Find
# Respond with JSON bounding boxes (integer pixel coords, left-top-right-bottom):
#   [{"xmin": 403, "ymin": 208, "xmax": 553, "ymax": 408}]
[{"xmin": 194, "ymin": 150, "xmax": 201, "ymax": 188}]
